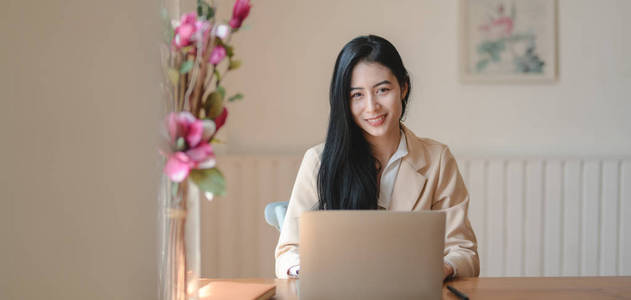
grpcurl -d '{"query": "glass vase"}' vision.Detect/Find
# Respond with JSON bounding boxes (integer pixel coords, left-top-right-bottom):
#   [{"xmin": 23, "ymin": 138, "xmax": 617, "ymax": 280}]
[{"xmin": 159, "ymin": 176, "xmax": 201, "ymax": 300}]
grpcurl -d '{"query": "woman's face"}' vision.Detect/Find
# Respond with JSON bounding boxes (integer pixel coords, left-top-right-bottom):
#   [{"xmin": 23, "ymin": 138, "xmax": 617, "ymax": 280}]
[{"xmin": 349, "ymin": 61, "xmax": 407, "ymax": 141}]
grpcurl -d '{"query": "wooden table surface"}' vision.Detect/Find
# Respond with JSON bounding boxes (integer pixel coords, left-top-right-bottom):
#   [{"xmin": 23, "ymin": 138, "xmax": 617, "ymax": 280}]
[{"xmin": 200, "ymin": 276, "xmax": 631, "ymax": 299}]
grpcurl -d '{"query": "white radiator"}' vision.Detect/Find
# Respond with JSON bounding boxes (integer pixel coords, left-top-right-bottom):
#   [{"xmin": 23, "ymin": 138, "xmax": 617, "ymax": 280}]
[{"xmin": 201, "ymin": 155, "xmax": 631, "ymax": 278}]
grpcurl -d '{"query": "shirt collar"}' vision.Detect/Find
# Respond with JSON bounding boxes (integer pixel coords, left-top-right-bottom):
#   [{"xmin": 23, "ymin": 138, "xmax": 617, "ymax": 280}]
[
  {"xmin": 377, "ymin": 129, "xmax": 408, "ymax": 209},
  {"xmin": 385, "ymin": 129, "xmax": 408, "ymax": 168}
]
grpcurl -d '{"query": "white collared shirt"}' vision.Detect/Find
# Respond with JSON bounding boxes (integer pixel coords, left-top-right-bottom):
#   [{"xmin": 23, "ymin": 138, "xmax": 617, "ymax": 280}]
[{"xmin": 377, "ymin": 129, "xmax": 408, "ymax": 210}]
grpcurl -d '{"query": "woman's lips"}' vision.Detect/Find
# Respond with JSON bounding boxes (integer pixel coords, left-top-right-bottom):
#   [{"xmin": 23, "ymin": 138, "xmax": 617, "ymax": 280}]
[{"xmin": 365, "ymin": 114, "xmax": 386, "ymax": 127}]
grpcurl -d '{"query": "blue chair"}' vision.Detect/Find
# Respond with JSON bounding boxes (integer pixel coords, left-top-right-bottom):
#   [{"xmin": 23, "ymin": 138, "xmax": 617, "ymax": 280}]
[{"xmin": 264, "ymin": 201, "xmax": 289, "ymax": 231}]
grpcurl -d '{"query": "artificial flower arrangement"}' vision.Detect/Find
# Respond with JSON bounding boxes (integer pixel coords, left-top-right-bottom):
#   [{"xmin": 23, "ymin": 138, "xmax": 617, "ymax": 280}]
[
  {"xmin": 160, "ymin": 0, "xmax": 251, "ymax": 198},
  {"xmin": 159, "ymin": 1, "xmax": 252, "ymax": 299}
]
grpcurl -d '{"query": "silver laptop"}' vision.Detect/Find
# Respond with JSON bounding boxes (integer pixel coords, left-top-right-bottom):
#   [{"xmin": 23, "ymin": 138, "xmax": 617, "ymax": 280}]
[{"xmin": 299, "ymin": 210, "xmax": 445, "ymax": 300}]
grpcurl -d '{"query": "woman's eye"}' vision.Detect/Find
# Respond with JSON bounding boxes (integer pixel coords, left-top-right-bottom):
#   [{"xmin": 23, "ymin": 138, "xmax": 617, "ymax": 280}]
[
  {"xmin": 351, "ymin": 92, "xmax": 362, "ymax": 99},
  {"xmin": 377, "ymin": 87, "xmax": 390, "ymax": 94}
]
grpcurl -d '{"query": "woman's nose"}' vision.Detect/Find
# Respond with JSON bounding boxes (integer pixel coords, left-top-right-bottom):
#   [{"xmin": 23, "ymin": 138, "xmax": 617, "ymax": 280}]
[{"xmin": 365, "ymin": 94, "xmax": 381, "ymax": 112}]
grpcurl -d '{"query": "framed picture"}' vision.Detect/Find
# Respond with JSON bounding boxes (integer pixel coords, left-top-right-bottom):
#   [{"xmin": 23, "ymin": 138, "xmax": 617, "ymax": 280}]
[{"xmin": 460, "ymin": 0, "xmax": 558, "ymax": 83}]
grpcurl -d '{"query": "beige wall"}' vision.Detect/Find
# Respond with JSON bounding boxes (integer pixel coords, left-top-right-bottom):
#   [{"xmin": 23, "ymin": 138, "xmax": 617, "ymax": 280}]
[
  {"xmin": 1, "ymin": 0, "xmax": 161, "ymax": 299},
  {"xmin": 223, "ymin": 0, "xmax": 631, "ymax": 157}
]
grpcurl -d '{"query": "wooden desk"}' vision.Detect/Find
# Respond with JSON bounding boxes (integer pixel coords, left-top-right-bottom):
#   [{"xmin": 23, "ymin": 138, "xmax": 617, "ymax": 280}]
[
  {"xmin": 442, "ymin": 277, "xmax": 631, "ymax": 300},
  {"xmin": 200, "ymin": 277, "xmax": 631, "ymax": 299}
]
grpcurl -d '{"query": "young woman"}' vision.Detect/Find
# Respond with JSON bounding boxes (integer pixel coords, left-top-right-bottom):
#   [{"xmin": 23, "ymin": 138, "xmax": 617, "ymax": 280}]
[{"xmin": 275, "ymin": 35, "xmax": 479, "ymax": 280}]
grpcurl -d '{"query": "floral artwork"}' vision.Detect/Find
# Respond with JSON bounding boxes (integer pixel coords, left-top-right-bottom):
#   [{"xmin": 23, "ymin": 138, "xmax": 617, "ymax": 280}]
[{"xmin": 460, "ymin": 0, "xmax": 557, "ymax": 82}]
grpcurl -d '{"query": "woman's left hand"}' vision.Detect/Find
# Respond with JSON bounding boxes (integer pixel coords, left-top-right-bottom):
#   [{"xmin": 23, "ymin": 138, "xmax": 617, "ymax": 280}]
[{"xmin": 443, "ymin": 263, "xmax": 454, "ymax": 280}]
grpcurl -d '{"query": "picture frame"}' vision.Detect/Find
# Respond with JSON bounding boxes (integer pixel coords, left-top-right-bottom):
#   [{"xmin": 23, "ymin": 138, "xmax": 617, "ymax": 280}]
[{"xmin": 460, "ymin": 0, "xmax": 558, "ymax": 83}]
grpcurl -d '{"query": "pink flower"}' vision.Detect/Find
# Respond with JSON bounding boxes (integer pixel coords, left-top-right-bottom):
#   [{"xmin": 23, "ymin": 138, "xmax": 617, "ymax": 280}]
[
  {"xmin": 167, "ymin": 111, "xmax": 195, "ymax": 143},
  {"xmin": 478, "ymin": 4, "xmax": 514, "ymax": 39},
  {"xmin": 166, "ymin": 111, "xmax": 216, "ymax": 146},
  {"xmin": 229, "ymin": 0, "xmax": 251, "ymax": 29},
  {"xmin": 186, "ymin": 143, "xmax": 212, "ymax": 162},
  {"xmin": 485, "ymin": 16, "xmax": 514, "ymax": 36},
  {"xmin": 187, "ymin": 120, "xmax": 205, "ymax": 147},
  {"xmin": 181, "ymin": 12, "xmax": 197, "ymax": 25},
  {"xmin": 165, "ymin": 152, "xmax": 194, "ymax": 182},
  {"xmin": 163, "ymin": 112, "xmax": 218, "ymax": 182},
  {"xmin": 193, "ymin": 20, "xmax": 211, "ymax": 47},
  {"xmin": 173, "ymin": 13, "xmax": 198, "ymax": 48},
  {"xmin": 173, "ymin": 12, "xmax": 210, "ymax": 49},
  {"xmin": 209, "ymin": 45, "xmax": 226, "ymax": 65},
  {"xmin": 479, "ymin": 17, "xmax": 514, "ymax": 39},
  {"xmin": 214, "ymin": 24, "xmax": 230, "ymax": 40},
  {"xmin": 186, "ymin": 143, "xmax": 216, "ymax": 169},
  {"xmin": 214, "ymin": 107, "xmax": 228, "ymax": 131}
]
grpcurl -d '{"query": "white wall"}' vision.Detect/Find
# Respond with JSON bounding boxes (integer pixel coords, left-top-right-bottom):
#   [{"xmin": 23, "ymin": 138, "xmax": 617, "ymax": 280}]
[
  {"xmin": 223, "ymin": 0, "xmax": 631, "ymax": 157},
  {"xmin": 0, "ymin": 0, "xmax": 161, "ymax": 299}
]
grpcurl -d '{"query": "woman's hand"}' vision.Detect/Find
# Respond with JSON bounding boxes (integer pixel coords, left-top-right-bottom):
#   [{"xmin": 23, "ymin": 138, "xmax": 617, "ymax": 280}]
[{"xmin": 443, "ymin": 263, "xmax": 454, "ymax": 280}]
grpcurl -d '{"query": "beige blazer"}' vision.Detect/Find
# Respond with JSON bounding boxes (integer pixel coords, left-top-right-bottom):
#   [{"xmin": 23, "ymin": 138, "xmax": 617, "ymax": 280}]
[{"xmin": 274, "ymin": 125, "xmax": 480, "ymax": 279}]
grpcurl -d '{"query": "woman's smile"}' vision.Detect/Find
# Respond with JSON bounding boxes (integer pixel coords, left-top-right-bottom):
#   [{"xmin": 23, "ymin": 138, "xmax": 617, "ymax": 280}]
[{"xmin": 365, "ymin": 113, "xmax": 387, "ymax": 127}]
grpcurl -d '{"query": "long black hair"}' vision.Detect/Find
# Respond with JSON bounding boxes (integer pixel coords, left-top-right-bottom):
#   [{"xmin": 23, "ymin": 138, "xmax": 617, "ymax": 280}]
[{"xmin": 317, "ymin": 35, "xmax": 411, "ymax": 210}]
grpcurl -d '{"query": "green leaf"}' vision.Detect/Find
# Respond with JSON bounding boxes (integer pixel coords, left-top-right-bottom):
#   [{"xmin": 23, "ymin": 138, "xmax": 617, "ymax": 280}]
[
  {"xmin": 164, "ymin": 26, "xmax": 175, "ymax": 44},
  {"xmin": 213, "ymin": 69, "xmax": 222, "ymax": 82},
  {"xmin": 206, "ymin": 7, "xmax": 215, "ymax": 19},
  {"xmin": 225, "ymin": 45, "xmax": 234, "ymax": 58},
  {"xmin": 180, "ymin": 60, "xmax": 194, "ymax": 74},
  {"xmin": 217, "ymin": 85, "xmax": 226, "ymax": 99},
  {"xmin": 228, "ymin": 93, "xmax": 244, "ymax": 102},
  {"xmin": 160, "ymin": 8, "xmax": 173, "ymax": 43},
  {"xmin": 190, "ymin": 168, "xmax": 226, "ymax": 196},
  {"xmin": 181, "ymin": 45, "xmax": 194, "ymax": 53},
  {"xmin": 197, "ymin": 5, "xmax": 203, "ymax": 18},
  {"xmin": 204, "ymin": 91, "xmax": 224, "ymax": 118},
  {"xmin": 210, "ymin": 137, "xmax": 224, "ymax": 144},
  {"xmin": 168, "ymin": 68, "xmax": 179, "ymax": 86},
  {"xmin": 171, "ymin": 181, "xmax": 179, "ymax": 198},
  {"xmin": 215, "ymin": 37, "xmax": 225, "ymax": 47},
  {"xmin": 475, "ymin": 59, "xmax": 490, "ymax": 72},
  {"xmin": 176, "ymin": 137, "xmax": 187, "ymax": 151},
  {"xmin": 197, "ymin": 1, "xmax": 215, "ymax": 21},
  {"xmin": 228, "ymin": 59, "xmax": 241, "ymax": 70}
]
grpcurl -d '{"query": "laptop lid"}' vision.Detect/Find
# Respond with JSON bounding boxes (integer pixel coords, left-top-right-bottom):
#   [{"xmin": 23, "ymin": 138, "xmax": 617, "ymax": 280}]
[{"xmin": 299, "ymin": 210, "xmax": 445, "ymax": 300}]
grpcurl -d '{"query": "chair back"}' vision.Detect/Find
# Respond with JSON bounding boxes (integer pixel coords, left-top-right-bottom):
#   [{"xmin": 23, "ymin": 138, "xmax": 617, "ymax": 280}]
[{"xmin": 264, "ymin": 201, "xmax": 289, "ymax": 231}]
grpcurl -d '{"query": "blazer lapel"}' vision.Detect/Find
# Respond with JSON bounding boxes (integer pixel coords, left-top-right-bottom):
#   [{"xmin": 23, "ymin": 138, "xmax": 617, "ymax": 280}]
[
  {"xmin": 390, "ymin": 160, "xmax": 427, "ymax": 211},
  {"xmin": 389, "ymin": 125, "xmax": 428, "ymax": 211}
]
